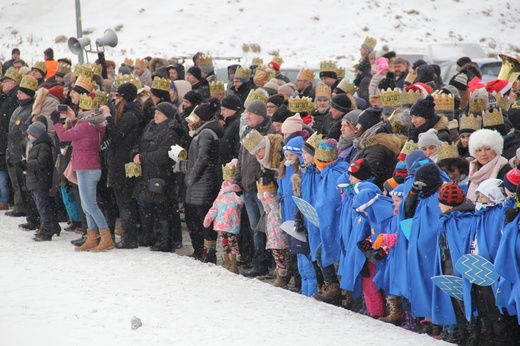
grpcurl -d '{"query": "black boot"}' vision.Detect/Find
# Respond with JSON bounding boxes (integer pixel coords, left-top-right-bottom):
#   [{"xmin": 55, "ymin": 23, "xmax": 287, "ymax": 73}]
[
  {"xmin": 150, "ymin": 221, "xmax": 173, "ymax": 252},
  {"xmin": 71, "ymin": 230, "xmax": 87, "ymax": 246},
  {"xmin": 33, "ymin": 228, "xmax": 53, "ymax": 241},
  {"xmin": 19, "ymin": 222, "xmax": 38, "ymax": 231}
]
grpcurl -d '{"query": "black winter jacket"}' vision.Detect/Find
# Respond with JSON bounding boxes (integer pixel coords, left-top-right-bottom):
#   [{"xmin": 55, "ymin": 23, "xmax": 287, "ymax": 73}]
[
  {"xmin": 7, "ymin": 98, "xmax": 34, "ymax": 164},
  {"xmin": 218, "ymin": 111, "xmax": 242, "ymax": 168},
  {"xmin": 26, "ymin": 132, "xmax": 54, "ymax": 191}
]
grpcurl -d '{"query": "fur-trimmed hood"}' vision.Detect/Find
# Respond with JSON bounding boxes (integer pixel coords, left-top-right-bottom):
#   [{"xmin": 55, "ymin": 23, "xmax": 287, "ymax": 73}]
[
  {"xmin": 358, "ymin": 132, "xmax": 404, "ymax": 156},
  {"xmin": 267, "ymin": 133, "xmax": 284, "ymax": 170},
  {"xmin": 433, "ymin": 113, "xmax": 449, "ymax": 132},
  {"xmin": 148, "ymin": 57, "xmax": 168, "ymax": 74}
]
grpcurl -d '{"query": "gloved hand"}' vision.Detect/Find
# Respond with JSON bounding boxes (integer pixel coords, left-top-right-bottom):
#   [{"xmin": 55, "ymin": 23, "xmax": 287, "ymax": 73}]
[
  {"xmin": 411, "ymin": 180, "xmax": 427, "ymax": 194},
  {"xmin": 168, "ymin": 145, "xmax": 178, "ymax": 162},
  {"xmin": 19, "ymin": 159, "xmax": 27, "ymax": 171},
  {"xmin": 50, "ymin": 110, "xmax": 61, "ymax": 125},
  {"xmin": 357, "ymin": 239, "xmax": 373, "ymax": 252},
  {"xmin": 373, "ymin": 233, "xmax": 398, "ymax": 249},
  {"xmin": 374, "ymin": 247, "xmax": 388, "ymax": 261}
]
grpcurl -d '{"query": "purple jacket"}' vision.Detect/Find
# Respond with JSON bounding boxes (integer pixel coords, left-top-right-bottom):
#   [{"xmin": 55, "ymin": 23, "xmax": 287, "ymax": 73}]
[{"xmin": 54, "ymin": 121, "xmax": 105, "ymax": 171}]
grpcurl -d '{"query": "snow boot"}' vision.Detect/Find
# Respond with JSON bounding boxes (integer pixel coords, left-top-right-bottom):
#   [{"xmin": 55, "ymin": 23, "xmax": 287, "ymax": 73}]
[
  {"xmin": 33, "ymin": 228, "xmax": 53, "ymax": 241},
  {"xmin": 221, "ymin": 254, "xmax": 230, "ymax": 270},
  {"xmin": 379, "ymin": 297, "xmax": 404, "ymax": 324},
  {"xmin": 228, "ymin": 254, "xmax": 239, "ymax": 274},
  {"xmin": 200, "ymin": 248, "xmax": 217, "ymax": 264},
  {"xmin": 273, "ymin": 269, "xmax": 289, "ymax": 288},
  {"xmin": 313, "ymin": 282, "xmax": 342, "ymax": 305},
  {"xmin": 90, "ymin": 228, "xmax": 115, "ymax": 252},
  {"xmin": 75, "ymin": 229, "xmax": 99, "ymax": 252},
  {"xmin": 0, "ymin": 202, "xmax": 8, "ymax": 210}
]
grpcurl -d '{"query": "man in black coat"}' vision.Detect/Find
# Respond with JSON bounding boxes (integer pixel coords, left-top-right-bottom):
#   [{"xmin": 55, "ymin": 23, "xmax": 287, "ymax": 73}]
[{"xmin": 319, "ymin": 94, "xmax": 352, "ymax": 141}]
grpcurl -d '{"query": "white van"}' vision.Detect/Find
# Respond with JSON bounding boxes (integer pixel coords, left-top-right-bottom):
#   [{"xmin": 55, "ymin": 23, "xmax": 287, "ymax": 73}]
[{"xmin": 393, "ymin": 42, "xmax": 487, "ymax": 65}]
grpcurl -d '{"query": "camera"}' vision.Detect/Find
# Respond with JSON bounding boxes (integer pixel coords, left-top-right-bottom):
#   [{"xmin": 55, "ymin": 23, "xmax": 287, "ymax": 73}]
[{"xmin": 57, "ymin": 105, "xmax": 68, "ymax": 113}]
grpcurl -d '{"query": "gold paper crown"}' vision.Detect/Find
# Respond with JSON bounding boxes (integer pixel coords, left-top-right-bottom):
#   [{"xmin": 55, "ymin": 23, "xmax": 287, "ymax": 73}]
[
  {"xmin": 235, "ymin": 66, "xmax": 251, "ymax": 81},
  {"xmin": 401, "ymin": 89, "xmax": 424, "ymax": 106},
  {"xmin": 78, "ymin": 94, "xmax": 100, "ymax": 110},
  {"xmin": 87, "ymin": 63, "xmax": 102, "ymax": 77},
  {"xmin": 336, "ymin": 67, "xmax": 346, "ymax": 79},
  {"xmin": 336, "ymin": 78, "xmax": 356, "ymax": 95},
  {"xmin": 362, "ymin": 36, "xmax": 377, "ymax": 51},
  {"xmin": 269, "ymin": 55, "xmax": 284, "ymax": 67},
  {"xmin": 56, "ymin": 61, "xmax": 71, "ymax": 76},
  {"xmin": 315, "ymin": 140, "xmax": 338, "ymax": 162},
  {"xmin": 74, "ymin": 75, "xmax": 95, "ymax": 93},
  {"xmin": 388, "ymin": 109, "xmax": 409, "ymax": 133},
  {"xmin": 242, "ymin": 129, "xmax": 264, "ymax": 154},
  {"xmin": 151, "ymin": 77, "xmax": 170, "ymax": 92},
  {"xmin": 19, "ymin": 75, "xmax": 38, "ymax": 91},
  {"xmin": 437, "ymin": 142, "xmax": 459, "ymax": 160},
  {"xmin": 320, "ymin": 60, "xmax": 337, "ymax": 73},
  {"xmin": 256, "ymin": 180, "xmax": 277, "ymax": 194},
  {"xmin": 380, "ymin": 88, "xmax": 402, "ymax": 107},
  {"xmin": 433, "ymin": 92, "xmax": 455, "ymax": 113},
  {"xmin": 124, "ymin": 58, "xmax": 134, "ymax": 67},
  {"xmin": 32, "ymin": 61, "xmax": 47, "ymax": 74},
  {"xmin": 482, "ymin": 108, "xmax": 504, "ymax": 127},
  {"xmin": 251, "ymin": 57, "xmax": 263, "ymax": 66},
  {"xmin": 400, "ymin": 140, "xmax": 418, "ymax": 155},
  {"xmin": 288, "ymin": 96, "xmax": 312, "ymax": 113},
  {"xmin": 459, "ymin": 114, "xmax": 482, "ymax": 132},
  {"xmin": 469, "ymin": 88, "xmax": 488, "ymax": 115},
  {"xmin": 245, "ymin": 89, "xmax": 268, "ymax": 104},
  {"xmin": 114, "ymin": 74, "xmax": 142, "ymax": 89},
  {"xmin": 210, "ymin": 81, "xmax": 225, "ymax": 96},
  {"xmin": 74, "ymin": 64, "xmax": 94, "ymax": 79},
  {"xmin": 3, "ymin": 67, "xmax": 22, "ymax": 83},
  {"xmin": 492, "ymin": 91, "xmax": 512, "ymax": 112},
  {"xmin": 199, "ymin": 55, "xmax": 213, "ymax": 67},
  {"xmin": 315, "ymin": 82, "xmax": 331, "ymax": 99},
  {"xmin": 222, "ymin": 165, "xmax": 236, "ymax": 181},
  {"xmin": 135, "ymin": 58, "xmax": 148, "ymax": 69},
  {"xmin": 95, "ymin": 91, "xmax": 109, "ymax": 105},
  {"xmin": 296, "ymin": 68, "xmax": 315, "ymax": 82},
  {"xmin": 305, "ymin": 132, "xmax": 324, "ymax": 150}
]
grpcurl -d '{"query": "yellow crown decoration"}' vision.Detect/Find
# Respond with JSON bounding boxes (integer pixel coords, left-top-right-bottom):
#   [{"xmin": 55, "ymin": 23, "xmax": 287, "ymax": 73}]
[
  {"xmin": 114, "ymin": 74, "xmax": 142, "ymax": 89},
  {"xmin": 56, "ymin": 61, "xmax": 72, "ymax": 76},
  {"xmin": 336, "ymin": 78, "xmax": 356, "ymax": 95},
  {"xmin": 315, "ymin": 140, "xmax": 338, "ymax": 162},
  {"xmin": 296, "ymin": 68, "xmax": 315, "ymax": 82},
  {"xmin": 135, "ymin": 58, "xmax": 148, "ymax": 69},
  {"xmin": 78, "ymin": 94, "xmax": 100, "ymax": 110},
  {"xmin": 482, "ymin": 108, "xmax": 504, "ymax": 127},
  {"xmin": 256, "ymin": 180, "xmax": 277, "ymax": 194},
  {"xmin": 95, "ymin": 91, "xmax": 109, "ymax": 105},
  {"xmin": 210, "ymin": 81, "xmax": 225, "ymax": 96},
  {"xmin": 251, "ymin": 57, "xmax": 263, "ymax": 67},
  {"xmin": 320, "ymin": 60, "xmax": 337, "ymax": 73},
  {"xmin": 401, "ymin": 89, "xmax": 424, "ymax": 106},
  {"xmin": 305, "ymin": 132, "xmax": 324, "ymax": 150},
  {"xmin": 234, "ymin": 66, "xmax": 251, "ymax": 81},
  {"xmin": 336, "ymin": 66, "xmax": 346, "ymax": 79},
  {"xmin": 315, "ymin": 82, "xmax": 331, "ymax": 99},
  {"xmin": 388, "ymin": 109, "xmax": 409, "ymax": 134},
  {"xmin": 433, "ymin": 91, "xmax": 455, "ymax": 119},
  {"xmin": 222, "ymin": 165, "xmax": 236, "ymax": 181},
  {"xmin": 400, "ymin": 139, "xmax": 419, "ymax": 155},
  {"xmin": 3, "ymin": 67, "xmax": 23, "ymax": 83},
  {"xmin": 469, "ymin": 88, "xmax": 489, "ymax": 115},
  {"xmin": 19, "ymin": 75, "xmax": 38, "ymax": 91},
  {"xmin": 245, "ymin": 89, "xmax": 268, "ymax": 105},
  {"xmin": 437, "ymin": 142, "xmax": 459, "ymax": 160},
  {"xmin": 74, "ymin": 64, "xmax": 94, "ymax": 79},
  {"xmin": 74, "ymin": 75, "xmax": 96, "ymax": 93},
  {"xmin": 289, "ymin": 96, "xmax": 312, "ymax": 114},
  {"xmin": 87, "ymin": 63, "xmax": 103, "ymax": 77},
  {"xmin": 492, "ymin": 91, "xmax": 512, "ymax": 112},
  {"xmin": 242, "ymin": 129, "xmax": 265, "ymax": 154},
  {"xmin": 124, "ymin": 58, "xmax": 134, "ymax": 67},
  {"xmin": 32, "ymin": 61, "xmax": 47, "ymax": 74},
  {"xmin": 459, "ymin": 113, "xmax": 482, "ymax": 133},
  {"xmin": 151, "ymin": 77, "xmax": 170, "ymax": 92},
  {"xmin": 199, "ymin": 55, "xmax": 213, "ymax": 67},
  {"xmin": 269, "ymin": 55, "xmax": 284, "ymax": 68},
  {"xmin": 362, "ymin": 36, "xmax": 377, "ymax": 51},
  {"xmin": 380, "ymin": 88, "xmax": 402, "ymax": 108}
]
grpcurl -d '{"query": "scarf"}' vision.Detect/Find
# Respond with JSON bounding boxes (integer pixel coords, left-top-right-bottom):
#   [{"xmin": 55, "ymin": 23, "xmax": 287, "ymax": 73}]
[
  {"xmin": 77, "ymin": 109, "xmax": 106, "ymax": 126},
  {"xmin": 257, "ymin": 136, "xmax": 272, "ymax": 169},
  {"xmin": 467, "ymin": 155, "xmax": 508, "ymax": 201},
  {"xmin": 338, "ymin": 134, "xmax": 355, "ymax": 151}
]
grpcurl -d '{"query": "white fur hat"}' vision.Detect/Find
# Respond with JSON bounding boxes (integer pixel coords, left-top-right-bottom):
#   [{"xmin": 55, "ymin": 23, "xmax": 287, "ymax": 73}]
[{"xmin": 468, "ymin": 129, "xmax": 504, "ymax": 157}]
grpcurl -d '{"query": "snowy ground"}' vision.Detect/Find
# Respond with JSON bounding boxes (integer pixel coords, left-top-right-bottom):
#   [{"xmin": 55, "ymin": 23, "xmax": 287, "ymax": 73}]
[{"xmin": 0, "ymin": 210, "xmax": 447, "ymax": 346}]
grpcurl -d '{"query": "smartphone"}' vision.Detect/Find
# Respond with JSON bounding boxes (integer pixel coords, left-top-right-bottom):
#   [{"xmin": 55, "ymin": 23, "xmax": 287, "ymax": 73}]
[{"xmin": 57, "ymin": 104, "xmax": 68, "ymax": 113}]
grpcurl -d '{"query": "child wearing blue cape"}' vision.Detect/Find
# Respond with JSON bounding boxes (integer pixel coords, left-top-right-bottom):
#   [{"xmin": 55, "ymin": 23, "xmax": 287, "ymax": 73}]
[{"xmin": 432, "ymin": 183, "xmax": 475, "ymax": 344}]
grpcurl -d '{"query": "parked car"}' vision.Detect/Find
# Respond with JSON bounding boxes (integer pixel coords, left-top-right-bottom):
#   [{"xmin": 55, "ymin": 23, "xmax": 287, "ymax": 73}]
[
  {"xmin": 394, "ymin": 42, "xmax": 488, "ymax": 65},
  {"xmin": 280, "ymin": 67, "xmax": 356, "ymax": 85},
  {"xmin": 439, "ymin": 58, "xmax": 501, "ymax": 84}
]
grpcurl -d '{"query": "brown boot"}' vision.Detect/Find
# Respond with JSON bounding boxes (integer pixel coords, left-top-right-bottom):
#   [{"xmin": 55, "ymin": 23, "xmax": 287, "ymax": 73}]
[
  {"xmin": 273, "ymin": 268, "xmax": 289, "ymax": 288},
  {"xmin": 90, "ymin": 229, "xmax": 115, "ymax": 252},
  {"xmin": 221, "ymin": 254, "xmax": 230, "ymax": 270},
  {"xmin": 228, "ymin": 254, "xmax": 239, "ymax": 274},
  {"xmin": 200, "ymin": 248, "xmax": 217, "ymax": 264},
  {"xmin": 379, "ymin": 297, "xmax": 404, "ymax": 324},
  {"xmin": 312, "ymin": 282, "xmax": 342, "ymax": 305},
  {"xmin": 0, "ymin": 202, "xmax": 8, "ymax": 211},
  {"xmin": 75, "ymin": 229, "xmax": 99, "ymax": 252}
]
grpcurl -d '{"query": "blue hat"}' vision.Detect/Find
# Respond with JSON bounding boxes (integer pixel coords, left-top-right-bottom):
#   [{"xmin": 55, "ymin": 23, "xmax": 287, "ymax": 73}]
[
  {"xmin": 27, "ymin": 121, "xmax": 47, "ymax": 138},
  {"xmin": 283, "ymin": 136, "xmax": 304, "ymax": 164}
]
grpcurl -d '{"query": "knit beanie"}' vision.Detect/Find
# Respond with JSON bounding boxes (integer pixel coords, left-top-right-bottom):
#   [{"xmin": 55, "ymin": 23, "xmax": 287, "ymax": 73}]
[
  {"xmin": 27, "ymin": 121, "xmax": 47, "ymax": 138},
  {"xmin": 412, "ymin": 59, "xmax": 427, "ymax": 70},
  {"xmin": 221, "ymin": 95, "xmax": 242, "ymax": 111},
  {"xmin": 417, "ymin": 128, "xmax": 442, "ymax": 149},
  {"xmin": 284, "ymin": 136, "xmax": 304, "ymax": 164},
  {"xmin": 410, "ymin": 95, "xmax": 436, "ymax": 119},
  {"xmin": 415, "ymin": 162, "xmax": 442, "ymax": 196},
  {"xmin": 348, "ymin": 158, "xmax": 372, "ymax": 181},
  {"xmin": 117, "ymin": 82, "xmax": 138, "ymax": 102},
  {"xmin": 319, "ymin": 71, "xmax": 337, "ymax": 79},
  {"xmin": 271, "ymin": 105, "xmax": 292, "ymax": 123},
  {"xmin": 183, "ymin": 90, "xmax": 202, "ymax": 105},
  {"xmin": 330, "ymin": 94, "xmax": 352, "ymax": 113},
  {"xmin": 389, "ymin": 183, "xmax": 405, "ymax": 198},
  {"xmin": 48, "ymin": 85, "xmax": 64, "ymax": 101},
  {"xmin": 383, "ymin": 176, "xmax": 403, "ymax": 194},
  {"xmin": 281, "ymin": 114, "xmax": 303, "ymax": 135},
  {"xmin": 438, "ymin": 183, "xmax": 466, "ymax": 207},
  {"xmin": 405, "ymin": 150, "xmax": 429, "ymax": 171},
  {"xmin": 195, "ymin": 98, "xmax": 220, "ymax": 121},
  {"xmin": 278, "ymin": 83, "xmax": 297, "ymax": 98},
  {"xmin": 155, "ymin": 102, "xmax": 176, "ymax": 119},
  {"xmin": 267, "ymin": 94, "xmax": 284, "ymax": 108},
  {"xmin": 246, "ymin": 100, "xmax": 267, "ymax": 118},
  {"xmin": 264, "ymin": 79, "xmax": 280, "ymax": 93},
  {"xmin": 343, "ymin": 109, "xmax": 362, "ymax": 127},
  {"xmin": 468, "ymin": 129, "xmax": 504, "ymax": 157},
  {"xmin": 187, "ymin": 66, "xmax": 202, "ymax": 81},
  {"xmin": 357, "ymin": 107, "xmax": 383, "ymax": 130},
  {"xmin": 503, "ymin": 167, "xmax": 520, "ymax": 193}
]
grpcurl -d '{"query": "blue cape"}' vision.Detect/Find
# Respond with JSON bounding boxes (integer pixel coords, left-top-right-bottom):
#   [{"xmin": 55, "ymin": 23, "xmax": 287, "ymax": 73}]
[
  {"xmin": 277, "ymin": 165, "xmax": 297, "ymax": 222},
  {"xmin": 300, "ymin": 165, "xmax": 321, "ymax": 261}
]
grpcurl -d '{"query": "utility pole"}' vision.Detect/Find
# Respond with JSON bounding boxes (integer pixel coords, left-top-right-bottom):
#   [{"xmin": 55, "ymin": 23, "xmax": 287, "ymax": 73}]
[{"xmin": 75, "ymin": 0, "xmax": 84, "ymax": 64}]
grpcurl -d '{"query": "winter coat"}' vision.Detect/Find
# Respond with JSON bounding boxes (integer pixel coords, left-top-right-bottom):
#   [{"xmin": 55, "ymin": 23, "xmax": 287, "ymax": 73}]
[
  {"xmin": 204, "ymin": 181, "xmax": 244, "ymax": 234},
  {"xmin": 320, "ymin": 111, "xmax": 349, "ymax": 141},
  {"xmin": 184, "ymin": 119, "xmax": 224, "ymax": 205},
  {"xmin": 54, "ymin": 119, "xmax": 105, "ymax": 171},
  {"xmin": 192, "ymin": 80, "xmax": 210, "ymax": 101},
  {"xmin": 0, "ymin": 86, "xmax": 19, "ymax": 156},
  {"xmin": 218, "ymin": 111, "xmax": 242, "ymax": 169},
  {"xmin": 104, "ymin": 102, "xmax": 141, "ymax": 187},
  {"xmin": 258, "ymin": 191, "xmax": 289, "ymax": 250},
  {"xmin": 232, "ymin": 81, "xmax": 253, "ymax": 106},
  {"xmin": 7, "ymin": 98, "xmax": 34, "ymax": 164},
  {"xmin": 135, "ymin": 69, "xmax": 152, "ymax": 87},
  {"xmin": 25, "ymin": 132, "xmax": 54, "ymax": 191},
  {"xmin": 502, "ymin": 130, "xmax": 520, "ymax": 161},
  {"xmin": 132, "ymin": 118, "xmax": 180, "ymax": 204},
  {"xmin": 299, "ymin": 85, "xmax": 315, "ymax": 100},
  {"xmin": 29, "ymin": 88, "xmax": 59, "ymax": 141},
  {"xmin": 395, "ymin": 71, "xmax": 409, "ymax": 89},
  {"xmin": 312, "ymin": 108, "xmax": 329, "ymax": 133},
  {"xmin": 234, "ymin": 117, "xmax": 276, "ymax": 192}
]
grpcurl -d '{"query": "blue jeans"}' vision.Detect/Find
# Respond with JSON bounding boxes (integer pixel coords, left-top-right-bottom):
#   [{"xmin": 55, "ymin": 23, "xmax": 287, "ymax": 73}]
[
  {"xmin": 0, "ymin": 170, "xmax": 9, "ymax": 203},
  {"xmin": 243, "ymin": 190, "xmax": 269, "ymax": 269},
  {"xmin": 76, "ymin": 169, "xmax": 108, "ymax": 231}
]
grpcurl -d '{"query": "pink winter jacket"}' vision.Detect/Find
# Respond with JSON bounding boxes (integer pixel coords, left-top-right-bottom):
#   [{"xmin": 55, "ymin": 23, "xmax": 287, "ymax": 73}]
[{"xmin": 204, "ymin": 181, "xmax": 244, "ymax": 234}]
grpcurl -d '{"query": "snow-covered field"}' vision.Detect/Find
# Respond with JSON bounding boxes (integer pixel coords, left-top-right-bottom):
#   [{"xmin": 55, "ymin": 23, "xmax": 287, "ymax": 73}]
[{"xmin": 0, "ymin": 211, "xmax": 447, "ymax": 345}]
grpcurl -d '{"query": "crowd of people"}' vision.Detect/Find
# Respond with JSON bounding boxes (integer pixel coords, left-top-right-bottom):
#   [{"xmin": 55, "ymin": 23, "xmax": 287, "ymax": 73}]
[{"xmin": 1, "ymin": 36, "xmax": 520, "ymax": 345}]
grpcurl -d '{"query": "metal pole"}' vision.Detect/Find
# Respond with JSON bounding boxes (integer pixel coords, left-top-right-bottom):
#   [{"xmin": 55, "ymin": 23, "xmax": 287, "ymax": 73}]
[{"xmin": 75, "ymin": 0, "xmax": 84, "ymax": 64}]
